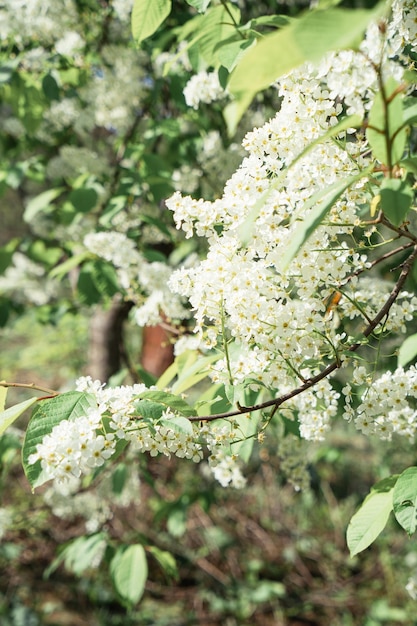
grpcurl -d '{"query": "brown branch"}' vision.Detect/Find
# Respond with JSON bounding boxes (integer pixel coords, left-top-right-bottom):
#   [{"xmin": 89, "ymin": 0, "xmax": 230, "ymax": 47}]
[
  {"xmin": 0, "ymin": 381, "xmax": 59, "ymax": 397},
  {"xmin": 188, "ymin": 243, "xmax": 417, "ymax": 423}
]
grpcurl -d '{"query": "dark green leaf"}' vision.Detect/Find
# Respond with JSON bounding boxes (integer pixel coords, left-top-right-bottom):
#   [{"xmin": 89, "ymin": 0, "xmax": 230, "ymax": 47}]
[
  {"xmin": 139, "ymin": 390, "xmax": 195, "ymax": 417},
  {"xmin": 69, "ymin": 187, "xmax": 98, "ymax": 213},
  {"xmin": 380, "ymin": 178, "xmax": 413, "ymax": 227},
  {"xmin": 22, "ymin": 391, "xmax": 96, "ymax": 488}
]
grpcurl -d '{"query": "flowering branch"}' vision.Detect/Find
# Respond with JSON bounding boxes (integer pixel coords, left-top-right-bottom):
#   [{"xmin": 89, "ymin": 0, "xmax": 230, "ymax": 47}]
[{"xmin": 188, "ymin": 243, "xmax": 417, "ymax": 423}]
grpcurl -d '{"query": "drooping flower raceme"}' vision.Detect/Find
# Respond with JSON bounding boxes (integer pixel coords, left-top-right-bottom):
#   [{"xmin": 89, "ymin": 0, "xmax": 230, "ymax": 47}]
[{"xmin": 166, "ymin": 0, "xmax": 417, "ymax": 443}]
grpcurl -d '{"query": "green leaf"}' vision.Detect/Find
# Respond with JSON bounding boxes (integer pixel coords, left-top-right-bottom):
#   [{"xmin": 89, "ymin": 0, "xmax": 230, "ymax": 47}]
[
  {"xmin": 112, "ymin": 463, "xmax": 128, "ymax": 495},
  {"xmin": 23, "ymin": 188, "xmax": 64, "ymax": 222},
  {"xmin": 280, "ymin": 171, "xmax": 367, "ymax": 271},
  {"xmin": 380, "ymin": 178, "xmax": 413, "ymax": 227},
  {"xmin": 216, "ymin": 37, "xmax": 256, "ymax": 73},
  {"xmin": 366, "ymin": 78, "xmax": 406, "ymax": 166},
  {"xmin": 172, "ymin": 352, "xmax": 220, "ymax": 395},
  {"xmin": 135, "ymin": 400, "xmax": 165, "ymax": 420},
  {"xmin": 401, "ymin": 157, "xmax": 417, "ymax": 176},
  {"xmin": 131, "ymin": 0, "xmax": 172, "ymax": 44},
  {"xmin": 22, "ymin": 391, "xmax": 96, "ymax": 488},
  {"xmin": 159, "ymin": 414, "xmax": 193, "ymax": 436},
  {"xmin": 0, "ymin": 397, "xmax": 38, "ymax": 437},
  {"xmin": 0, "ymin": 239, "xmax": 19, "ymax": 274},
  {"xmin": 186, "ymin": 0, "xmax": 211, "ymax": 11},
  {"xmin": 110, "ymin": 544, "xmax": 148, "ymax": 606},
  {"xmin": 138, "ymin": 390, "xmax": 194, "ymax": 417},
  {"xmin": 46, "ymin": 533, "xmax": 107, "ymax": 578},
  {"xmin": 398, "ymin": 333, "xmax": 417, "ymax": 368},
  {"xmin": 48, "ymin": 252, "xmax": 90, "ymax": 280},
  {"xmin": 393, "ymin": 467, "xmax": 417, "ymax": 536},
  {"xmin": 402, "ymin": 97, "xmax": 417, "ymax": 127},
  {"xmin": 68, "ymin": 187, "xmax": 98, "ymax": 213},
  {"xmin": 347, "ymin": 476, "xmax": 397, "ymax": 557},
  {"xmin": 42, "ymin": 74, "xmax": 60, "ymax": 101},
  {"xmin": 148, "ymin": 546, "xmax": 178, "ymax": 580},
  {"xmin": 229, "ymin": 5, "xmax": 383, "ymax": 119},
  {"xmin": 0, "ymin": 386, "xmax": 6, "ymax": 412},
  {"xmin": 188, "ymin": 3, "xmax": 241, "ymax": 67}
]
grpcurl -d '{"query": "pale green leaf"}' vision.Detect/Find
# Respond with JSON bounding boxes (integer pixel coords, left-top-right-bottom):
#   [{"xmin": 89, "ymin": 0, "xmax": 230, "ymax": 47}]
[
  {"xmin": 188, "ymin": 3, "xmax": 241, "ymax": 67},
  {"xmin": 367, "ymin": 78, "xmax": 406, "ymax": 166},
  {"xmin": 0, "ymin": 397, "xmax": 38, "ymax": 437},
  {"xmin": 22, "ymin": 391, "xmax": 96, "ymax": 488},
  {"xmin": 186, "ymin": 0, "xmax": 211, "ymax": 12},
  {"xmin": 0, "ymin": 386, "xmax": 7, "ymax": 412},
  {"xmin": 23, "ymin": 188, "xmax": 64, "ymax": 223},
  {"xmin": 138, "ymin": 390, "xmax": 194, "ymax": 417},
  {"xmin": 148, "ymin": 546, "xmax": 178, "ymax": 580},
  {"xmin": 393, "ymin": 467, "xmax": 417, "ymax": 536},
  {"xmin": 48, "ymin": 252, "xmax": 90, "ymax": 280},
  {"xmin": 280, "ymin": 170, "xmax": 368, "ymax": 271},
  {"xmin": 347, "ymin": 476, "xmax": 397, "ymax": 557},
  {"xmin": 229, "ymin": 5, "xmax": 384, "ymax": 119},
  {"xmin": 159, "ymin": 414, "xmax": 194, "ymax": 436},
  {"xmin": 172, "ymin": 353, "xmax": 220, "ymax": 395},
  {"xmin": 398, "ymin": 334, "xmax": 417, "ymax": 368},
  {"xmin": 110, "ymin": 544, "xmax": 148, "ymax": 605},
  {"xmin": 380, "ymin": 178, "xmax": 413, "ymax": 227},
  {"xmin": 131, "ymin": 0, "xmax": 172, "ymax": 44}
]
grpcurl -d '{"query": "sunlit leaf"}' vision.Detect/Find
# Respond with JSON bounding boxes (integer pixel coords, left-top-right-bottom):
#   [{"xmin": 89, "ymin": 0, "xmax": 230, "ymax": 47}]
[
  {"xmin": 110, "ymin": 544, "xmax": 148, "ymax": 605},
  {"xmin": 131, "ymin": 0, "xmax": 172, "ymax": 44},
  {"xmin": 393, "ymin": 467, "xmax": 417, "ymax": 536},
  {"xmin": 398, "ymin": 333, "xmax": 417, "ymax": 368},
  {"xmin": 0, "ymin": 397, "xmax": 38, "ymax": 437},
  {"xmin": 347, "ymin": 476, "xmax": 397, "ymax": 556}
]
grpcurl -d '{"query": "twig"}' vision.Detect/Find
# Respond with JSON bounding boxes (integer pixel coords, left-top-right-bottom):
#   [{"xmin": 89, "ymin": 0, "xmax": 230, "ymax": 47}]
[{"xmin": 0, "ymin": 381, "xmax": 59, "ymax": 397}]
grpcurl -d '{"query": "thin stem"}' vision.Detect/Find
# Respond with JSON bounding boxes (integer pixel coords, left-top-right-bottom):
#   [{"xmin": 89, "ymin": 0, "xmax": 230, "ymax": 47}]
[{"xmin": 0, "ymin": 381, "xmax": 59, "ymax": 397}]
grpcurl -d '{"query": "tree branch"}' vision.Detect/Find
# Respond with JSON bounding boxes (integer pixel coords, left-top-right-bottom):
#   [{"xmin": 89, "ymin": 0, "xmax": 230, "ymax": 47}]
[{"xmin": 189, "ymin": 243, "xmax": 417, "ymax": 423}]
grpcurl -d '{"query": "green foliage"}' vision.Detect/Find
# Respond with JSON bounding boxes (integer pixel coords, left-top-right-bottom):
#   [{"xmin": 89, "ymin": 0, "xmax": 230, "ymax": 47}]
[
  {"xmin": 131, "ymin": 0, "xmax": 172, "ymax": 44},
  {"xmin": 379, "ymin": 178, "xmax": 413, "ymax": 227},
  {"xmin": 22, "ymin": 392, "xmax": 95, "ymax": 488},
  {"xmin": 347, "ymin": 476, "xmax": 397, "ymax": 557},
  {"xmin": 227, "ymin": 5, "xmax": 384, "ymax": 128},
  {"xmin": 0, "ymin": 397, "xmax": 38, "ymax": 438},
  {"xmin": 109, "ymin": 544, "xmax": 148, "ymax": 606},
  {"xmin": 393, "ymin": 467, "xmax": 417, "ymax": 536}
]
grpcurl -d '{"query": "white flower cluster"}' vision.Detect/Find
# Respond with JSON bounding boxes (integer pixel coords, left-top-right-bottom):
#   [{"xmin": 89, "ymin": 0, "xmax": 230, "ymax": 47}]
[
  {"xmin": 343, "ymin": 366, "xmax": 417, "ymax": 441},
  {"xmin": 29, "ymin": 377, "xmax": 246, "ymax": 489},
  {"xmin": 183, "ymin": 71, "xmax": 227, "ymax": 109},
  {"xmin": 83, "ymin": 231, "xmax": 190, "ymax": 326},
  {"xmin": 165, "ymin": 0, "xmax": 417, "ymax": 444},
  {"xmin": 0, "ymin": 252, "xmax": 60, "ymax": 306}
]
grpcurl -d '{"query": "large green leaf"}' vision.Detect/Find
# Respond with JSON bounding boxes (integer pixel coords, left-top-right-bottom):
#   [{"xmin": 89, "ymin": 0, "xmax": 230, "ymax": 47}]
[
  {"xmin": 23, "ymin": 187, "xmax": 64, "ymax": 222},
  {"xmin": 131, "ymin": 0, "xmax": 172, "ymax": 44},
  {"xmin": 347, "ymin": 476, "xmax": 397, "ymax": 557},
  {"xmin": 22, "ymin": 391, "xmax": 96, "ymax": 488},
  {"xmin": 0, "ymin": 397, "xmax": 38, "ymax": 437},
  {"xmin": 366, "ymin": 78, "xmax": 407, "ymax": 166},
  {"xmin": 188, "ymin": 3, "xmax": 241, "ymax": 67},
  {"xmin": 398, "ymin": 333, "xmax": 417, "ymax": 368},
  {"xmin": 393, "ymin": 467, "xmax": 417, "ymax": 536},
  {"xmin": 110, "ymin": 544, "xmax": 148, "ymax": 606},
  {"xmin": 379, "ymin": 178, "xmax": 413, "ymax": 227},
  {"xmin": 229, "ymin": 5, "xmax": 384, "ymax": 111}
]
